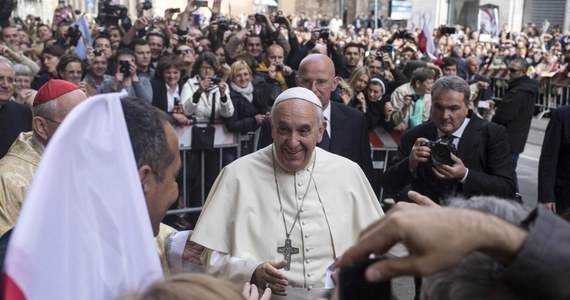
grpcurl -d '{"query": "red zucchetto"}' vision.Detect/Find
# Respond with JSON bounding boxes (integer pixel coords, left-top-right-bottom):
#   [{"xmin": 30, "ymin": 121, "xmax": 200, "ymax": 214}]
[{"xmin": 33, "ymin": 79, "xmax": 80, "ymax": 107}]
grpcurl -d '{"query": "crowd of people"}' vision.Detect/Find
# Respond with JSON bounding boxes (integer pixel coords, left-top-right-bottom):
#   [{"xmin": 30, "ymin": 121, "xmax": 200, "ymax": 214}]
[{"xmin": 1, "ymin": 0, "xmax": 570, "ymax": 299}]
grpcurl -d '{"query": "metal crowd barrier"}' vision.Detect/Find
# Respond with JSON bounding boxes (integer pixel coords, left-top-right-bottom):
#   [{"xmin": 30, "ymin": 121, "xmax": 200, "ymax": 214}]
[
  {"xmin": 481, "ymin": 68, "xmax": 570, "ymax": 119},
  {"xmin": 166, "ymin": 121, "xmax": 243, "ymax": 216},
  {"xmin": 369, "ymin": 128, "xmax": 401, "ymax": 200}
]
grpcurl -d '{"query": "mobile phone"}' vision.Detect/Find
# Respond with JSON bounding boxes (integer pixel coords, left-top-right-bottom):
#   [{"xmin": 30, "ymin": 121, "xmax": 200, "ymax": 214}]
[
  {"xmin": 478, "ymin": 100, "xmax": 490, "ymax": 109},
  {"xmin": 119, "ymin": 60, "xmax": 130, "ymax": 76},
  {"xmin": 441, "ymin": 26, "xmax": 456, "ymax": 34},
  {"xmin": 93, "ymin": 49, "xmax": 103, "ymax": 56},
  {"xmin": 338, "ymin": 257, "xmax": 391, "ymax": 300},
  {"xmin": 210, "ymin": 77, "xmax": 222, "ymax": 85},
  {"xmin": 168, "ymin": 8, "xmax": 180, "ymax": 13},
  {"xmin": 195, "ymin": 0, "xmax": 208, "ymax": 7}
]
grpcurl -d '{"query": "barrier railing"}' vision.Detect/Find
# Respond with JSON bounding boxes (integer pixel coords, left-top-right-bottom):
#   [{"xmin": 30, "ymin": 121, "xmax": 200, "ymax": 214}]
[{"xmin": 480, "ymin": 67, "xmax": 570, "ymax": 119}]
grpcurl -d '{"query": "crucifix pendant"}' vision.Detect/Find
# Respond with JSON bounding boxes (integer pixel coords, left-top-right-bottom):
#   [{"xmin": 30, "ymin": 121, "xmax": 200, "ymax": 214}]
[{"xmin": 277, "ymin": 238, "xmax": 299, "ymax": 270}]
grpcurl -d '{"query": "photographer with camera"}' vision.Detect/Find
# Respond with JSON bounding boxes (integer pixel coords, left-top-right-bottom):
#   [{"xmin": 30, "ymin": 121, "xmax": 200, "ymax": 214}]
[
  {"xmin": 82, "ymin": 48, "xmax": 115, "ymax": 94},
  {"xmin": 102, "ymin": 48, "xmax": 152, "ymax": 102},
  {"xmin": 224, "ymin": 13, "xmax": 290, "ymax": 64},
  {"xmin": 390, "ymin": 67, "xmax": 435, "ymax": 132},
  {"xmin": 287, "ymin": 27, "xmax": 337, "ymax": 71},
  {"xmin": 382, "ymin": 76, "xmax": 515, "ymax": 205},
  {"xmin": 252, "ymin": 43, "xmax": 295, "ymax": 107}
]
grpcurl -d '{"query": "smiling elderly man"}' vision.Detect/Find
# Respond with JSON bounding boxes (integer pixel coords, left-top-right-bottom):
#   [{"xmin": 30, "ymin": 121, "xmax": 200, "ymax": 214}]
[{"xmin": 191, "ymin": 87, "xmax": 383, "ymax": 299}]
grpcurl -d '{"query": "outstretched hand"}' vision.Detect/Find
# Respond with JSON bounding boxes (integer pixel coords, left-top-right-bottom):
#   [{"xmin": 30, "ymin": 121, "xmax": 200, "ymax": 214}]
[{"xmin": 336, "ymin": 195, "xmax": 527, "ymax": 282}]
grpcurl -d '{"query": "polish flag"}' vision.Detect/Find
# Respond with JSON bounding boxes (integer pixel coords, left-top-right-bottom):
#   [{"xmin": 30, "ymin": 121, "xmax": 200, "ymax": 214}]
[
  {"xmin": 3, "ymin": 92, "xmax": 163, "ymax": 299},
  {"xmin": 418, "ymin": 21, "xmax": 437, "ymax": 60}
]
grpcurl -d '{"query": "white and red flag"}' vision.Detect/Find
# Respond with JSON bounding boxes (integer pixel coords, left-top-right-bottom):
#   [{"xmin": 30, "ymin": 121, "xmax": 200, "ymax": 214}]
[{"xmin": 418, "ymin": 20, "xmax": 438, "ymax": 60}]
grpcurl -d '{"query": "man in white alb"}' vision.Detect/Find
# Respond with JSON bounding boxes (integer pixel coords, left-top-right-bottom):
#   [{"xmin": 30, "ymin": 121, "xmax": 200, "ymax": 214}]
[{"xmin": 191, "ymin": 87, "xmax": 384, "ymax": 299}]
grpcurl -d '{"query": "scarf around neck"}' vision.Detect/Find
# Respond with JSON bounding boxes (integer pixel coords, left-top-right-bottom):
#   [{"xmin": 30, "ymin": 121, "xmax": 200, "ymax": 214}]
[{"xmin": 231, "ymin": 81, "xmax": 254, "ymax": 103}]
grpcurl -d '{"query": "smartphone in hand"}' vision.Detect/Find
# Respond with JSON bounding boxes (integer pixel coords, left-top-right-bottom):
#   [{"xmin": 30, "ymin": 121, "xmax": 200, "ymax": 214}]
[{"xmin": 338, "ymin": 257, "xmax": 391, "ymax": 300}]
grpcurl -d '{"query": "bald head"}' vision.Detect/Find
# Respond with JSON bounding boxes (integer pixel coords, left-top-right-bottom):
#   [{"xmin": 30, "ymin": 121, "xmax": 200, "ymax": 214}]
[
  {"xmin": 266, "ymin": 44, "xmax": 285, "ymax": 66},
  {"xmin": 297, "ymin": 54, "xmax": 338, "ymax": 109},
  {"xmin": 466, "ymin": 56, "xmax": 481, "ymax": 75}
]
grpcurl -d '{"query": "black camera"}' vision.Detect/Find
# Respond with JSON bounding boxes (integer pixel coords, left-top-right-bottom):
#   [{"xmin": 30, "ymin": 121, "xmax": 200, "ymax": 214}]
[
  {"xmin": 441, "ymin": 26, "xmax": 456, "ymax": 35},
  {"xmin": 119, "ymin": 60, "xmax": 130, "ymax": 76},
  {"xmin": 142, "ymin": 0, "xmax": 152, "ymax": 10},
  {"xmin": 274, "ymin": 64, "xmax": 283, "ymax": 72},
  {"xmin": 319, "ymin": 28, "xmax": 330, "ymax": 40},
  {"xmin": 67, "ymin": 24, "xmax": 82, "ymax": 46},
  {"xmin": 338, "ymin": 257, "xmax": 391, "ymax": 300},
  {"xmin": 218, "ymin": 16, "xmax": 230, "ymax": 32},
  {"xmin": 254, "ymin": 13, "xmax": 265, "ymax": 24},
  {"xmin": 210, "ymin": 77, "xmax": 222, "ymax": 85},
  {"xmin": 167, "ymin": 8, "xmax": 180, "ymax": 13},
  {"xmin": 407, "ymin": 94, "xmax": 421, "ymax": 102},
  {"xmin": 96, "ymin": 0, "xmax": 128, "ymax": 26},
  {"xmin": 93, "ymin": 49, "xmax": 103, "ymax": 56},
  {"xmin": 422, "ymin": 137, "xmax": 456, "ymax": 165},
  {"xmin": 195, "ymin": 0, "xmax": 208, "ymax": 7},
  {"xmin": 178, "ymin": 36, "xmax": 187, "ymax": 44},
  {"xmin": 276, "ymin": 15, "xmax": 287, "ymax": 23}
]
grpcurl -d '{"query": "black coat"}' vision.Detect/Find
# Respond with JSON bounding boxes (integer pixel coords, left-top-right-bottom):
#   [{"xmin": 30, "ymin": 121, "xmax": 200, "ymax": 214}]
[
  {"xmin": 382, "ymin": 111, "xmax": 515, "ymax": 203},
  {"xmin": 492, "ymin": 76, "xmax": 538, "ymax": 153},
  {"xmin": 538, "ymin": 105, "xmax": 570, "ymax": 212},
  {"xmin": 151, "ymin": 78, "xmax": 185, "ymax": 113},
  {"xmin": 0, "ymin": 101, "xmax": 32, "ymax": 158},
  {"xmin": 223, "ymin": 85, "xmax": 271, "ymax": 135}
]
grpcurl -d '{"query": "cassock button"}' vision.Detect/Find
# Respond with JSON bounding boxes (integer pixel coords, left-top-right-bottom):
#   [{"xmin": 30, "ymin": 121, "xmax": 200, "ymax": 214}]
[
  {"xmin": 306, "ymin": 247, "xmax": 313, "ymax": 252},
  {"xmin": 298, "ymin": 195, "xmax": 303, "ymax": 200},
  {"xmin": 298, "ymin": 181, "xmax": 303, "ymax": 186},
  {"xmin": 308, "ymin": 285, "xmax": 313, "ymax": 290},
  {"xmin": 306, "ymin": 259, "xmax": 311, "ymax": 264},
  {"xmin": 307, "ymin": 273, "xmax": 312, "ymax": 277},
  {"xmin": 304, "ymin": 233, "xmax": 311, "ymax": 238}
]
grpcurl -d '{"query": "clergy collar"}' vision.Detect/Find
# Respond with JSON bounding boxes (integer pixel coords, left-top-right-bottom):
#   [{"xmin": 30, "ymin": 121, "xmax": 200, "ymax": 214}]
[
  {"xmin": 271, "ymin": 144, "xmax": 317, "ymax": 174},
  {"xmin": 437, "ymin": 117, "xmax": 470, "ymax": 139}
]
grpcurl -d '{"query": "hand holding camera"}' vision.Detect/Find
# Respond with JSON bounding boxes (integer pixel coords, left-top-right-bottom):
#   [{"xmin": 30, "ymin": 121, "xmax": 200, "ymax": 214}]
[{"xmin": 431, "ymin": 153, "xmax": 466, "ymax": 181}]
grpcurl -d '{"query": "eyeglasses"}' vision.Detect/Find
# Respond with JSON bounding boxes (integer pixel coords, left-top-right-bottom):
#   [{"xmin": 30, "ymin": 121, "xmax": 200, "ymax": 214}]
[
  {"xmin": 38, "ymin": 116, "xmax": 61, "ymax": 125},
  {"xmin": 508, "ymin": 68, "xmax": 522, "ymax": 73},
  {"xmin": 0, "ymin": 76, "xmax": 15, "ymax": 85},
  {"xmin": 298, "ymin": 77, "xmax": 331, "ymax": 88}
]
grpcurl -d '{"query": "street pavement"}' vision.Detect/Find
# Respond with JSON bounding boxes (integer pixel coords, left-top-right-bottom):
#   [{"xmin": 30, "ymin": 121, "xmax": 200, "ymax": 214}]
[{"xmin": 390, "ymin": 116, "xmax": 549, "ymax": 299}]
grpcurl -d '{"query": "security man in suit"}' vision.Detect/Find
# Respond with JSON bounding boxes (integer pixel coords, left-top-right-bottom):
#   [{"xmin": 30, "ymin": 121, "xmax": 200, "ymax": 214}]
[
  {"xmin": 382, "ymin": 76, "xmax": 515, "ymax": 204},
  {"xmin": 297, "ymin": 54, "xmax": 374, "ymax": 184}
]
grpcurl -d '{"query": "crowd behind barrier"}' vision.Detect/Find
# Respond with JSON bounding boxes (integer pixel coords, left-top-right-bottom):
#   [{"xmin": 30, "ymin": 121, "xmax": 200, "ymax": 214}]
[{"xmin": 0, "ymin": 0, "xmax": 567, "ymax": 246}]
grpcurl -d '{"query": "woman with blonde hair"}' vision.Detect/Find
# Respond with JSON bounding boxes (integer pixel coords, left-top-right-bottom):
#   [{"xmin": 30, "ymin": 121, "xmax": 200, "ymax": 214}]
[
  {"xmin": 223, "ymin": 60, "xmax": 272, "ymax": 163},
  {"xmin": 346, "ymin": 66, "xmax": 371, "ymax": 112}
]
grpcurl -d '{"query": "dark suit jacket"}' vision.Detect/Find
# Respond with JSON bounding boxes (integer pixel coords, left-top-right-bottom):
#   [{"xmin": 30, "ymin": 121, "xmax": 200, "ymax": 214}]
[
  {"xmin": 258, "ymin": 102, "xmax": 374, "ymax": 185},
  {"xmin": 538, "ymin": 105, "xmax": 570, "ymax": 212},
  {"xmin": 492, "ymin": 76, "xmax": 538, "ymax": 153},
  {"xmin": 0, "ymin": 101, "xmax": 32, "ymax": 158},
  {"xmin": 320, "ymin": 102, "xmax": 374, "ymax": 184},
  {"xmin": 151, "ymin": 78, "xmax": 185, "ymax": 113},
  {"xmin": 382, "ymin": 111, "xmax": 515, "ymax": 203}
]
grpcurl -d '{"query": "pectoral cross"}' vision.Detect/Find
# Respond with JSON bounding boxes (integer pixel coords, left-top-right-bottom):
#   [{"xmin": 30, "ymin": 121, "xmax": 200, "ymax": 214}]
[{"xmin": 277, "ymin": 238, "xmax": 299, "ymax": 270}]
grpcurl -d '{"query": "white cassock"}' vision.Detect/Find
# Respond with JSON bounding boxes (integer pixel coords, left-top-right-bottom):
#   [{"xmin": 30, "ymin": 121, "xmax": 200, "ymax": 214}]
[{"xmin": 191, "ymin": 146, "xmax": 384, "ymax": 299}]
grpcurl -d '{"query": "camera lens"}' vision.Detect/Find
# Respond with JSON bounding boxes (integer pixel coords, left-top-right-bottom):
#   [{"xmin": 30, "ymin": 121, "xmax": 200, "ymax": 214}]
[{"xmin": 430, "ymin": 145, "xmax": 452, "ymax": 165}]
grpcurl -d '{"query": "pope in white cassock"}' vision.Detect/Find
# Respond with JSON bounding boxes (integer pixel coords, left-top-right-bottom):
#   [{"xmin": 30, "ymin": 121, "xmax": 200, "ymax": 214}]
[{"xmin": 191, "ymin": 87, "xmax": 384, "ymax": 299}]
